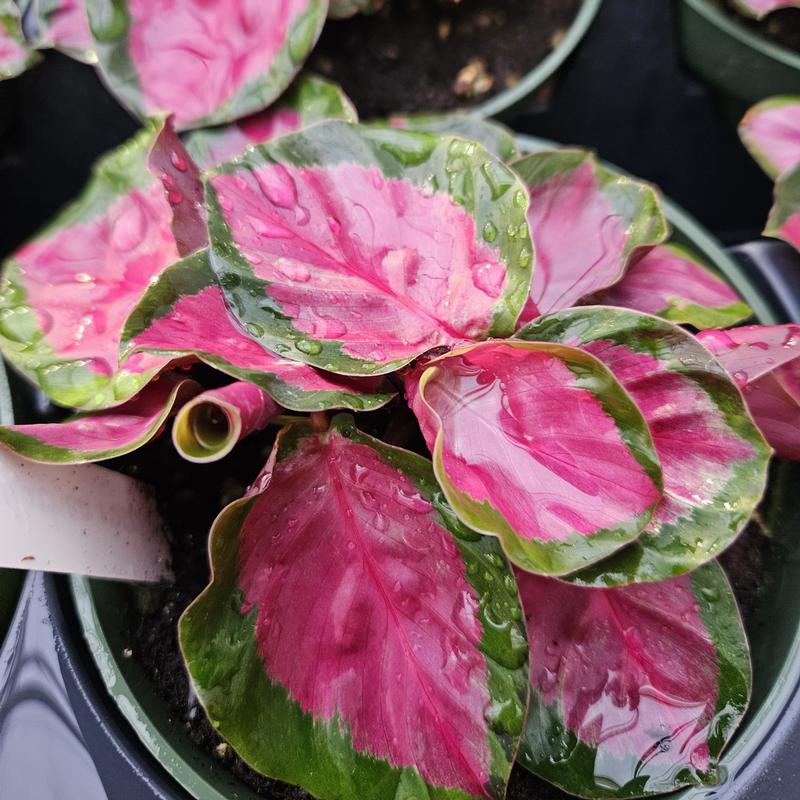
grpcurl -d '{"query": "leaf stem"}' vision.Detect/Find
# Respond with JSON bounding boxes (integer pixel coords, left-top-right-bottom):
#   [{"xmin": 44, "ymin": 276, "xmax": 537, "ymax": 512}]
[{"xmin": 310, "ymin": 411, "xmax": 329, "ymax": 432}]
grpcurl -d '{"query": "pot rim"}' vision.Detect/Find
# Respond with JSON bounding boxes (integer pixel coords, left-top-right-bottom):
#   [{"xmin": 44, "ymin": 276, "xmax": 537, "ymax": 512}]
[
  {"xmin": 680, "ymin": 0, "xmax": 800, "ymax": 70},
  {"xmin": 67, "ymin": 136, "xmax": 794, "ymax": 800},
  {"xmin": 472, "ymin": 0, "xmax": 602, "ymax": 118}
]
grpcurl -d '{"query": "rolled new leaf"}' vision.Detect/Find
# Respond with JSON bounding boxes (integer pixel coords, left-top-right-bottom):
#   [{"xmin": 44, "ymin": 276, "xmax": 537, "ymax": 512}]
[
  {"xmin": 180, "ymin": 414, "xmax": 529, "ymax": 800},
  {"xmin": 599, "ymin": 244, "xmax": 751, "ymax": 329},
  {"xmin": 85, "ymin": 0, "xmax": 328, "ymax": 130},
  {"xmin": 21, "ymin": 0, "xmax": 94, "ymax": 62},
  {"xmin": 186, "ymin": 73, "xmax": 358, "ymax": 170},
  {"xmin": 732, "ymin": 0, "xmax": 800, "ymax": 19},
  {"xmin": 0, "ymin": 117, "xmax": 204, "ymax": 410},
  {"xmin": 379, "ymin": 113, "xmax": 520, "ymax": 162},
  {"xmin": 0, "ymin": 375, "xmax": 199, "ymax": 463},
  {"xmin": 518, "ymin": 307, "xmax": 771, "ymax": 585},
  {"xmin": 206, "ymin": 121, "xmax": 534, "ymax": 375},
  {"xmin": 1, "ymin": 0, "xmax": 39, "ymax": 79},
  {"xmin": 699, "ymin": 324, "xmax": 800, "ymax": 460},
  {"xmin": 516, "ymin": 563, "xmax": 750, "ymax": 798},
  {"xmin": 122, "ymin": 249, "xmax": 396, "ymax": 411},
  {"xmin": 172, "ymin": 381, "xmax": 279, "ymax": 463},
  {"xmin": 412, "ymin": 339, "xmax": 663, "ymax": 575},
  {"xmin": 739, "ymin": 96, "xmax": 800, "ymax": 179},
  {"xmin": 511, "ymin": 149, "xmax": 668, "ymax": 322}
]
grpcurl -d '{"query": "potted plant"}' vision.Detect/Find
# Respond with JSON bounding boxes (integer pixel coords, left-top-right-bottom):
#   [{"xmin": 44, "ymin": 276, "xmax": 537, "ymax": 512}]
[
  {"xmin": 2, "ymin": 82, "xmax": 799, "ymax": 799},
  {"xmin": 677, "ymin": 0, "xmax": 800, "ymax": 106}
]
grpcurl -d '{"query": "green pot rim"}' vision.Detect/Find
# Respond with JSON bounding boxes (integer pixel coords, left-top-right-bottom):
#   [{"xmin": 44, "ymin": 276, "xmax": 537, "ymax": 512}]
[
  {"xmin": 68, "ymin": 138, "xmax": 790, "ymax": 799},
  {"xmin": 472, "ymin": 0, "xmax": 602, "ymax": 118},
  {"xmin": 681, "ymin": 0, "xmax": 800, "ymax": 71}
]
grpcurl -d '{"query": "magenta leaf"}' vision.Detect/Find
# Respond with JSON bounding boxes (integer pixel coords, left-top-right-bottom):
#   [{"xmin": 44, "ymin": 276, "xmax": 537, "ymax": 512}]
[
  {"xmin": 122, "ymin": 250, "xmax": 396, "ymax": 411},
  {"xmin": 85, "ymin": 0, "xmax": 328, "ymax": 130},
  {"xmin": 172, "ymin": 381, "xmax": 279, "ymax": 463},
  {"xmin": 1, "ymin": 0, "xmax": 39, "ymax": 79},
  {"xmin": 599, "ymin": 243, "xmax": 752, "ymax": 329},
  {"xmin": 206, "ymin": 121, "xmax": 534, "ymax": 375},
  {"xmin": 732, "ymin": 0, "xmax": 800, "ymax": 19},
  {"xmin": 516, "ymin": 563, "xmax": 750, "ymax": 797},
  {"xmin": 739, "ymin": 96, "xmax": 800, "ymax": 179},
  {"xmin": 698, "ymin": 324, "xmax": 800, "ymax": 460},
  {"xmin": 0, "ymin": 374, "xmax": 199, "ymax": 463},
  {"xmin": 518, "ymin": 307, "xmax": 771, "ymax": 585},
  {"xmin": 22, "ymin": 0, "xmax": 94, "ymax": 62},
  {"xmin": 179, "ymin": 415, "xmax": 529, "ymax": 800},
  {"xmin": 0, "ymin": 118, "xmax": 204, "ymax": 410},
  {"xmin": 411, "ymin": 339, "xmax": 663, "ymax": 575},
  {"xmin": 511, "ymin": 149, "xmax": 668, "ymax": 322},
  {"xmin": 185, "ymin": 73, "xmax": 358, "ymax": 170}
]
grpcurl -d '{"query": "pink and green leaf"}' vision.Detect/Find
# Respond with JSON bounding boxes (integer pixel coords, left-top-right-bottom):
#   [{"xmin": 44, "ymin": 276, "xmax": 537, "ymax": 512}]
[
  {"xmin": 764, "ymin": 161, "xmax": 800, "ymax": 250},
  {"xmin": 84, "ymin": 0, "xmax": 328, "ymax": 130},
  {"xmin": 328, "ymin": 0, "xmax": 383, "ymax": 19},
  {"xmin": 698, "ymin": 323, "xmax": 800, "ymax": 460},
  {"xmin": 185, "ymin": 73, "xmax": 358, "ymax": 170},
  {"xmin": 732, "ymin": 0, "xmax": 800, "ymax": 20},
  {"xmin": 739, "ymin": 96, "xmax": 800, "ymax": 179},
  {"xmin": 0, "ymin": 374, "xmax": 199, "ymax": 463},
  {"xmin": 179, "ymin": 414, "xmax": 529, "ymax": 800},
  {"xmin": 379, "ymin": 114, "xmax": 520, "ymax": 162},
  {"xmin": 23, "ymin": 0, "xmax": 94, "ymax": 62},
  {"xmin": 516, "ymin": 563, "xmax": 750, "ymax": 797},
  {"xmin": 1, "ymin": 0, "xmax": 39, "ymax": 80},
  {"xmin": 511, "ymin": 149, "xmax": 668, "ymax": 322},
  {"xmin": 0, "ymin": 117, "xmax": 202, "ymax": 410},
  {"xmin": 122, "ymin": 249, "xmax": 396, "ymax": 411},
  {"xmin": 518, "ymin": 307, "xmax": 771, "ymax": 585},
  {"xmin": 599, "ymin": 244, "xmax": 751, "ymax": 329},
  {"xmin": 206, "ymin": 121, "xmax": 534, "ymax": 376},
  {"xmin": 412, "ymin": 339, "xmax": 663, "ymax": 575},
  {"xmin": 172, "ymin": 381, "xmax": 279, "ymax": 463}
]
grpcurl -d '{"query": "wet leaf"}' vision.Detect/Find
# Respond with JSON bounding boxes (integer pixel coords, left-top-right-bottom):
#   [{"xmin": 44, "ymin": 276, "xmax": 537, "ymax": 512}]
[
  {"xmin": 518, "ymin": 307, "xmax": 771, "ymax": 585},
  {"xmin": 122, "ymin": 249, "xmax": 396, "ymax": 411},
  {"xmin": 180, "ymin": 414, "xmax": 528, "ymax": 800},
  {"xmin": 411, "ymin": 339, "xmax": 663, "ymax": 575},
  {"xmin": 0, "ymin": 118, "xmax": 203, "ymax": 410},
  {"xmin": 516, "ymin": 562, "xmax": 750, "ymax": 798},
  {"xmin": 85, "ymin": 0, "xmax": 328, "ymax": 130},
  {"xmin": 206, "ymin": 121, "xmax": 534, "ymax": 375},
  {"xmin": 511, "ymin": 149, "xmax": 668, "ymax": 322}
]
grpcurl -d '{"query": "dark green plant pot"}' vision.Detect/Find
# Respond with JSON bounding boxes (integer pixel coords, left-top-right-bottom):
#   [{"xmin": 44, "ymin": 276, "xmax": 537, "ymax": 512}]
[
  {"xmin": 473, "ymin": 0, "xmax": 601, "ymax": 120},
  {"xmin": 677, "ymin": 0, "xmax": 800, "ymax": 107},
  {"xmin": 0, "ymin": 360, "xmax": 24, "ymax": 645},
  {"xmin": 60, "ymin": 139, "xmax": 800, "ymax": 799}
]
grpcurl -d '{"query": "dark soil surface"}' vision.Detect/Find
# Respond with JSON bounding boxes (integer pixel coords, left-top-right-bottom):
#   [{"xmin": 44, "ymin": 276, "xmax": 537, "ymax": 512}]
[
  {"xmin": 310, "ymin": 0, "xmax": 582, "ymax": 118},
  {"xmin": 119, "ymin": 394, "xmax": 777, "ymax": 800},
  {"xmin": 720, "ymin": 1, "xmax": 800, "ymax": 53}
]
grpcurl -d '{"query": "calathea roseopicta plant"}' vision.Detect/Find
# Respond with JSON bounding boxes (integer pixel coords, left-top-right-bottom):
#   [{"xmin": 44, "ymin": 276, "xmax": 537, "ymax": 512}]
[{"xmin": 1, "ymin": 98, "xmax": 793, "ymax": 800}]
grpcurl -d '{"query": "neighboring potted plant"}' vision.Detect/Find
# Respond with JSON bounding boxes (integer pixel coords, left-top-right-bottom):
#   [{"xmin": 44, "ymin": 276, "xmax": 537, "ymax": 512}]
[
  {"xmin": 677, "ymin": 0, "xmax": 800, "ymax": 106},
  {"xmin": 2, "ymin": 75, "xmax": 799, "ymax": 798},
  {"xmin": 2, "ymin": 0, "xmax": 601, "ymax": 122}
]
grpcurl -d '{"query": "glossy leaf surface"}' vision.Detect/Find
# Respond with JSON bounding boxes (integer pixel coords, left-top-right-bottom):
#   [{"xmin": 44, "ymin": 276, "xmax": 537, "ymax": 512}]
[
  {"xmin": 1, "ymin": 0, "xmax": 39, "ymax": 79},
  {"xmin": 516, "ymin": 563, "xmax": 750, "ymax": 798},
  {"xmin": 739, "ymin": 96, "xmax": 800, "ymax": 178},
  {"xmin": 180, "ymin": 415, "xmax": 529, "ymax": 800},
  {"xmin": 0, "ymin": 375, "xmax": 198, "ymax": 463},
  {"xmin": 0, "ymin": 118, "xmax": 202, "ymax": 410},
  {"xmin": 599, "ymin": 244, "xmax": 751, "ymax": 329},
  {"xmin": 23, "ymin": 0, "xmax": 94, "ymax": 62},
  {"xmin": 123, "ymin": 250, "xmax": 395, "ymax": 411},
  {"xmin": 185, "ymin": 74, "xmax": 357, "ymax": 170},
  {"xmin": 207, "ymin": 121, "xmax": 534, "ymax": 375},
  {"xmin": 413, "ymin": 339, "xmax": 663, "ymax": 575},
  {"xmin": 172, "ymin": 381, "xmax": 279, "ymax": 463},
  {"xmin": 380, "ymin": 114, "xmax": 520, "ymax": 162},
  {"xmin": 518, "ymin": 307, "xmax": 771, "ymax": 585},
  {"xmin": 512, "ymin": 149, "xmax": 668, "ymax": 322},
  {"xmin": 85, "ymin": 0, "xmax": 328, "ymax": 130},
  {"xmin": 698, "ymin": 323, "xmax": 800, "ymax": 460}
]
